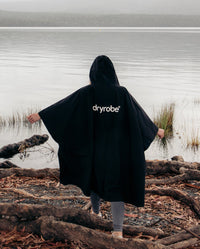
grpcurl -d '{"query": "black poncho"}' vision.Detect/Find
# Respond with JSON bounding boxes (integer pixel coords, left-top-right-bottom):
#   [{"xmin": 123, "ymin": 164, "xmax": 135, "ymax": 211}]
[{"xmin": 39, "ymin": 56, "xmax": 158, "ymax": 207}]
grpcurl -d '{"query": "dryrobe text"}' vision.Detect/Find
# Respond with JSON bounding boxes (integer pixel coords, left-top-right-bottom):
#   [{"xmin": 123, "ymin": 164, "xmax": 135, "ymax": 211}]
[{"xmin": 92, "ymin": 104, "xmax": 121, "ymax": 113}]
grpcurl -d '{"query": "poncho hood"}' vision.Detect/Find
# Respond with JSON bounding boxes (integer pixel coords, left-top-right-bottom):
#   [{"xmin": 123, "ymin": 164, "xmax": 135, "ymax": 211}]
[{"xmin": 89, "ymin": 55, "xmax": 120, "ymax": 86}]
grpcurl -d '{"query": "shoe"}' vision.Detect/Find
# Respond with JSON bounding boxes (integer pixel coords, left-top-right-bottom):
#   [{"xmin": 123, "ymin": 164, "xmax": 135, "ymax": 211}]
[
  {"xmin": 111, "ymin": 231, "xmax": 127, "ymax": 240},
  {"xmin": 111, "ymin": 231, "xmax": 123, "ymax": 239},
  {"xmin": 90, "ymin": 209, "xmax": 102, "ymax": 217}
]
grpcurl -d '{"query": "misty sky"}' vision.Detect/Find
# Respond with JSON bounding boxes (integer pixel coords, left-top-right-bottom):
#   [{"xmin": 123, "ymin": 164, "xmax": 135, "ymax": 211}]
[{"xmin": 0, "ymin": 0, "xmax": 200, "ymax": 15}]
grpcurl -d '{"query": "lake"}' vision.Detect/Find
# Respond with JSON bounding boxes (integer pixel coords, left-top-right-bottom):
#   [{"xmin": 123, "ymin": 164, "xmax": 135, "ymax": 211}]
[{"xmin": 0, "ymin": 28, "xmax": 200, "ymax": 168}]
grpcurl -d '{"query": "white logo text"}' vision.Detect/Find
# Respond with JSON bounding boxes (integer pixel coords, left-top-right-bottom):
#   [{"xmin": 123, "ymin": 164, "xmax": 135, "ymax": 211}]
[{"xmin": 92, "ymin": 104, "xmax": 121, "ymax": 113}]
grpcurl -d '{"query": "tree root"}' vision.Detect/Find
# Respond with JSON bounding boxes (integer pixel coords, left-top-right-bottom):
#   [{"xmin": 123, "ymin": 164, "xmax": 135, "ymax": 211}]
[
  {"xmin": 1, "ymin": 158, "xmax": 200, "ymax": 180},
  {"xmin": 0, "ymin": 167, "xmax": 59, "ymax": 180},
  {"xmin": 1, "ymin": 187, "xmax": 90, "ymax": 201},
  {"xmin": 145, "ymin": 187, "xmax": 200, "ymax": 219},
  {"xmin": 0, "ymin": 203, "xmax": 165, "ymax": 238},
  {"xmin": 146, "ymin": 160, "xmax": 200, "ymax": 176},
  {"xmin": 0, "ymin": 215, "xmax": 166, "ymax": 249},
  {"xmin": 157, "ymin": 224, "xmax": 200, "ymax": 246},
  {"xmin": 146, "ymin": 169, "xmax": 200, "ymax": 186}
]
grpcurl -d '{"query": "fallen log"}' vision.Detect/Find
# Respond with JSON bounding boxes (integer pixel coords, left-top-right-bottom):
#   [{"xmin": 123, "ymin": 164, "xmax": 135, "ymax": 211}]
[
  {"xmin": 146, "ymin": 169, "xmax": 200, "ymax": 186},
  {"xmin": 40, "ymin": 216, "xmax": 166, "ymax": 249},
  {"xmin": 160, "ymin": 217, "xmax": 200, "ymax": 240},
  {"xmin": 145, "ymin": 160, "xmax": 200, "ymax": 176},
  {"xmin": 157, "ymin": 224, "xmax": 200, "ymax": 246},
  {"xmin": 1, "ymin": 159, "xmax": 200, "ymax": 180},
  {"xmin": 145, "ymin": 187, "xmax": 200, "ymax": 218},
  {"xmin": 0, "ymin": 203, "xmax": 165, "ymax": 238},
  {"xmin": 0, "ymin": 161, "xmax": 19, "ymax": 169},
  {"xmin": 169, "ymin": 238, "xmax": 200, "ymax": 249},
  {"xmin": 0, "ymin": 134, "xmax": 49, "ymax": 159},
  {"xmin": 0, "ymin": 216, "xmax": 166, "ymax": 249},
  {"xmin": 1, "ymin": 188, "xmax": 90, "ymax": 201},
  {"xmin": 0, "ymin": 168, "xmax": 59, "ymax": 180}
]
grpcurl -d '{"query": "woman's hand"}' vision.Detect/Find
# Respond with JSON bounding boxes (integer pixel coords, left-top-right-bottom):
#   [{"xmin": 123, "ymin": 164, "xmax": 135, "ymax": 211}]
[
  {"xmin": 27, "ymin": 113, "xmax": 41, "ymax": 124},
  {"xmin": 157, "ymin": 128, "xmax": 165, "ymax": 139}
]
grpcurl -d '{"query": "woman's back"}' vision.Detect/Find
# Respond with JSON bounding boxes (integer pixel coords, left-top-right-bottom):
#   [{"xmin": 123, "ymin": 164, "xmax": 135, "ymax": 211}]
[
  {"xmin": 29, "ymin": 55, "xmax": 162, "ymax": 207},
  {"xmin": 91, "ymin": 85, "xmax": 126, "ymax": 201}
]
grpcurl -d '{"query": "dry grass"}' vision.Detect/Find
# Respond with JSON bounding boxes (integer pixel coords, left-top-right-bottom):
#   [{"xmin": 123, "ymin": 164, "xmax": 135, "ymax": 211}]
[
  {"xmin": 187, "ymin": 129, "xmax": 200, "ymax": 150},
  {"xmin": 153, "ymin": 103, "xmax": 175, "ymax": 138},
  {"xmin": 0, "ymin": 108, "xmax": 42, "ymax": 128},
  {"xmin": 194, "ymin": 98, "xmax": 200, "ymax": 105}
]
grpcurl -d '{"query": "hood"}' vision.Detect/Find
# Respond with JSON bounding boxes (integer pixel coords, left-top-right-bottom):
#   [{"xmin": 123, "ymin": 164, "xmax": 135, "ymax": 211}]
[{"xmin": 89, "ymin": 55, "xmax": 120, "ymax": 86}]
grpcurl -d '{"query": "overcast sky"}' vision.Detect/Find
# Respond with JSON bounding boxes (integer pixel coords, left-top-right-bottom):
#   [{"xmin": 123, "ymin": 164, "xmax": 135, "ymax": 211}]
[{"xmin": 0, "ymin": 0, "xmax": 200, "ymax": 15}]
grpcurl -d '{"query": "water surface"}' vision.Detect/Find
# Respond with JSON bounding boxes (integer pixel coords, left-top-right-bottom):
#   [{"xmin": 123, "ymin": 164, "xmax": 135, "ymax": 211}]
[{"xmin": 0, "ymin": 28, "xmax": 200, "ymax": 167}]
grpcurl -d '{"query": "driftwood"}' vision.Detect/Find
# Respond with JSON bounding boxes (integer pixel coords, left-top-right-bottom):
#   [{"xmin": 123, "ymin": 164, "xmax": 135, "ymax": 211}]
[
  {"xmin": 146, "ymin": 169, "xmax": 200, "ymax": 186},
  {"xmin": 0, "ymin": 203, "xmax": 165, "ymax": 238},
  {"xmin": 1, "ymin": 188, "xmax": 90, "ymax": 201},
  {"xmin": 1, "ymin": 202, "xmax": 199, "ymax": 248},
  {"xmin": 169, "ymin": 238, "xmax": 200, "ymax": 249},
  {"xmin": 0, "ymin": 203, "xmax": 167, "ymax": 248},
  {"xmin": 0, "ymin": 154, "xmax": 199, "ymax": 248},
  {"xmin": 160, "ymin": 217, "xmax": 200, "ymax": 240},
  {"xmin": 1, "ymin": 159, "xmax": 200, "ymax": 180},
  {"xmin": 145, "ymin": 160, "xmax": 200, "ymax": 175},
  {"xmin": 0, "ymin": 167, "xmax": 59, "ymax": 180},
  {"xmin": 145, "ymin": 187, "xmax": 200, "ymax": 219},
  {"xmin": 0, "ymin": 201, "xmax": 199, "ymax": 248},
  {"xmin": 0, "ymin": 160, "xmax": 19, "ymax": 169},
  {"xmin": 38, "ymin": 216, "xmax": 166, "ymax": 249},
  {"xmin": 157, "ymin": 224, "xmax": 200, "ymax": 246},
  {"xmin": 0, "ymin": 215, "xmax": 166, "ymax": 249},
  {"xmin": 0, "ymin": 134, "xmax": 49, "ymax": 159}
]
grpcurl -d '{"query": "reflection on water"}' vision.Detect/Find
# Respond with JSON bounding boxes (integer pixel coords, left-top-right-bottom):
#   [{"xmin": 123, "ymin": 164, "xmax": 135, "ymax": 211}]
[{"xmin": 0, "ymin": 28, "xmax": 200, "ymax": 166}]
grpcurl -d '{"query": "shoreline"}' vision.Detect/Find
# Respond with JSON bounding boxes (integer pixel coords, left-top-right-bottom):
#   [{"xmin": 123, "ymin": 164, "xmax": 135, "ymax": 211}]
[{"xmin": 0, "ymin": 157, "xmax": 199, "ymax": 248}]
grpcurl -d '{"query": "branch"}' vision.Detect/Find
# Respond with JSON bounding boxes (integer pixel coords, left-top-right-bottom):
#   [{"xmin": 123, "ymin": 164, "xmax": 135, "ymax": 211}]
[
  {"xmin": 0, "ymin": 134, "xmax": 49, "ymax": 159},
  {"xmin": 146, "ymin": 187, "xmax": 200, "ymax": 218}
]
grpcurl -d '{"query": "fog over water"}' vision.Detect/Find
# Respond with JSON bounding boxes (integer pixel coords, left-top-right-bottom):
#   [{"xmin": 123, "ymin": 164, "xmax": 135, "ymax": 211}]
[{"xmin": 0, "ymin": 0, "xmax": 200, "ymax": 15}]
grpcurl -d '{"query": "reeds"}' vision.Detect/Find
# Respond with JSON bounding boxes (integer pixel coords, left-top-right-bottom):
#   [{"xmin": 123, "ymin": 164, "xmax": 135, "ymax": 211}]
[
  {"xmin": 187, "ymin": 128, "xmax": 200, "ymax": 150},
  {"xmin": 153, "ymin": 103, "xmax": 175, "ymax": 138},
  {"xmin": 0, "ymin": 108, "xmax": 42, "ymax": 128},
  {"xmin": 194, "ymin": 98, "xmax": 200, "ymax": 105}
]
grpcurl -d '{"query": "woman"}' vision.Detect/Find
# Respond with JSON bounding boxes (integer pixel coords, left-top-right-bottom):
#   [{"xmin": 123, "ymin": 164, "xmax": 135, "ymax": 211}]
[{"xmin": 28, "ymin": 55, "xmax": 164, "ymax": 239}]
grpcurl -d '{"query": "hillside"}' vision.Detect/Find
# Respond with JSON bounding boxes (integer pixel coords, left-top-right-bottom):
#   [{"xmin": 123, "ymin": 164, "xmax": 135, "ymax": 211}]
[{"xmin": 0, "ymin": 10, "xmax": 200, "ymax": 27}]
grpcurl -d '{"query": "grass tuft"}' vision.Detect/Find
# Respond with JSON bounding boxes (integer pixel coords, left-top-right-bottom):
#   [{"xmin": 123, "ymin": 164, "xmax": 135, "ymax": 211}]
[
  {"xmin": 0, "ymin": 108, "xmax": 42, "ymax": 128},
  {"xmin": 194, "ymin": 98, "xmax": 200, "ymax": 105},
  {"xmin": 187, "ymin": 129, "xmax": 200, "ymax": 150},
  {"xmin": 153, "ymin": 103, "xmax": 175, "ymax": 138}
]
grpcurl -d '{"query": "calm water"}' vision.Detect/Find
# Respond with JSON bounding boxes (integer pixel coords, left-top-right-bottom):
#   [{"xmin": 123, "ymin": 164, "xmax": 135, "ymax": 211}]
[{"xmin": 0, "ymin": 28, "xmax": 200, "ymax": 168}]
